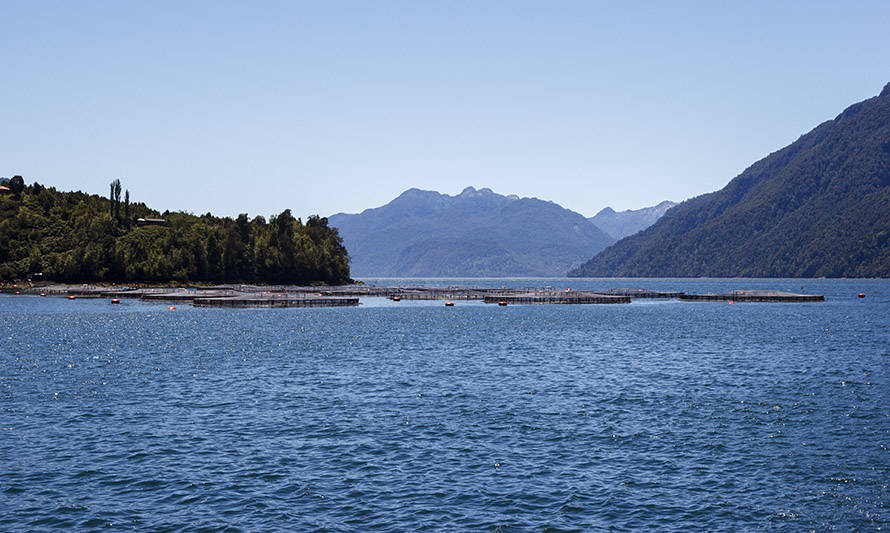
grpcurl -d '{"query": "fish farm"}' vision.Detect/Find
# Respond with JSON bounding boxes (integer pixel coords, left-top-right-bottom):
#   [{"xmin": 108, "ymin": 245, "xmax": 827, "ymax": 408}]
[{"xmin": 6, "ymin": 284, "xmax": 825, "ymax": 307}]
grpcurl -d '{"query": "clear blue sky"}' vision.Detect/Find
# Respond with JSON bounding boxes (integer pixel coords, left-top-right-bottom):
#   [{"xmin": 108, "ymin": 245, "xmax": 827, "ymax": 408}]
[{"xmin": 2, "ymin": 1, "xmax": 888, "ymax": 219}]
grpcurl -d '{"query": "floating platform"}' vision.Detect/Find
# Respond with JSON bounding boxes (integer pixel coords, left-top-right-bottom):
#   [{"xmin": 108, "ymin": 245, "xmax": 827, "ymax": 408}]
[
  {"xmin": 388, "ymin": 289, "xmax": 489, "ymax": 300},
  {"xmin": 192, "ymin": 294, "xmax": 359, "ymax": 308},
  {"xmin": 64, "ymin": 287, "xmax": 184, "ymax": 299},
  {"xmin": 141, "ymin": 290, "xmax": 237, "ymax": 302},
  {"xmin": 102, "ymin": 288, "xmax": 159, "ymax": 299},
  {"xmin": 16, "ymin": 285, "xmax": 86, "ymax": 296},
  {"xmin": 600, "ymin": 288, "xmax": 685, "ymax": 298},
  {"xmin": 63, "ymin": 288, "xmax": 109, "ymax": 298},
  {"xmin": 679, "ymin": 290, "xmax": 824, "ymax": 302},
  {"xmin": 483, "ymin": 292, "xmax": 630, "ymax": 304}
]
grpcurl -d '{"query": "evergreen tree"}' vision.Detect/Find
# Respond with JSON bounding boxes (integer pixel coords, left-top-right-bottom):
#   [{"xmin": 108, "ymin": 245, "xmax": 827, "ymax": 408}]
[{"xmin": 8, "ymin": 175, "xmax": 24, "ymax": 196}]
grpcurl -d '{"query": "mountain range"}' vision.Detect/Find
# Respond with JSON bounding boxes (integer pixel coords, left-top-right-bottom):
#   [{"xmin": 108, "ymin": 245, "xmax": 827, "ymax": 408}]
[
  {"xmin": 571, "ymin": 82, "xmax": 890, "ymax": 278},
  {"xmin": 329, "ymin": 187, "xmax": 615, "ymax": 277},
  {"xmin": 589, "ymin": 201, "xmax": 677, "ymax": 240}
]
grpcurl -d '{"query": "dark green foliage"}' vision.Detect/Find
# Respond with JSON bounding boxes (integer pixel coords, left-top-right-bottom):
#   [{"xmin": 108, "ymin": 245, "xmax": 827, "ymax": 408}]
[
  {"xmin": 109, "ymin": 179, "xmax": 122, "ymax": 221},
  {"xmin": 0, "ymin": 183, "xmax": 351, "ymax": 284},
  {"xmin": 569, "ymin": 82, "xmax": 890, "ymax": 278},
  {"xmin": 8, "ymin": 176, "xmax": 24, "ymax": 196}
]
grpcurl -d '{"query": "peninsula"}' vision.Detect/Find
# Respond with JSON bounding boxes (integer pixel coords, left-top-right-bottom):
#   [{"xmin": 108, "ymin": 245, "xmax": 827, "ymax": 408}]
[{"xmin": 0, "ymin": 178, "xmax": 351, "ymax": 285}]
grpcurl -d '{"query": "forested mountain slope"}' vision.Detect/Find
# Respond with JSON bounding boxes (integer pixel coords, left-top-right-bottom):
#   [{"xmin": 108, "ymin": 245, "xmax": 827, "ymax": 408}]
[{"xmin": 570, "ymin": 83, "xmax": 890, "ymax": 278}]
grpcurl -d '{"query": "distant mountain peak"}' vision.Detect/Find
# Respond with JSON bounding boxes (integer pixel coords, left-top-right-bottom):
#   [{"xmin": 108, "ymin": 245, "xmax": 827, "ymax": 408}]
[
  {"xmin": 328, "ymin": 187, "xmax": 614, "ymax": 277},
  {"xmin": 397, "ymin": 187, "xmax": 440, "ymax": 199},
  {"xmin": 881, "ymin": 82, "xmax": 890, "ymax": 97},
  {"xmin": 459, "ymin": 186, "xmax": 497, "ymax": 198},
  {"xmin": 590, "ymin": 201, "xmax": 677, "ymax": 240}
]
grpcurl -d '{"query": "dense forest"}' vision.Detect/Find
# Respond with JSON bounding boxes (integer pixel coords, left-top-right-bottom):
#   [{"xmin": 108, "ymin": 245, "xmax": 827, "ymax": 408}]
[
  {"xmin": 570, "ymin": 82, "xmax": 890, "ymax": 278},
  {"xmin": 0, "ymin": 177, "xmax": 351, "ymax": 284}
]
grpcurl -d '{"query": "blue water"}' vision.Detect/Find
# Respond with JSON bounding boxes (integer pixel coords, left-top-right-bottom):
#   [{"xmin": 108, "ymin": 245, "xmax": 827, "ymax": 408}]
[{"xmin": 1, "ymin": 279, "xmax": 888, "ymax": 530}]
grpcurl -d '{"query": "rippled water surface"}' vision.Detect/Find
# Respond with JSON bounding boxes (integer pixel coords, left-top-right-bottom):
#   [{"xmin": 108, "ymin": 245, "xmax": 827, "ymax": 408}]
[{"xmin": 2, "ymin": 278, "xmax": 889, "ymax": 530}]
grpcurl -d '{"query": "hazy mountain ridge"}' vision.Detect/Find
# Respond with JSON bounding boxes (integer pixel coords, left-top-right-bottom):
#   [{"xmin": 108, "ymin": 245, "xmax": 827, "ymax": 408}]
[
  {"xmin": 330, "ymin": 187, "xmax": 614, "ymax": 277},
  {"xmin": 570, "ymin": 83, "xmax": 890, "ymax": 278},
  {"xmin": 590, "ymin": 200, "xmax": 677, "ymax": 239}
]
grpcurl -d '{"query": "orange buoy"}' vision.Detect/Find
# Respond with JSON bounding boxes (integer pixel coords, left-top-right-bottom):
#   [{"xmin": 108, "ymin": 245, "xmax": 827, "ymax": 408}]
[
  {"xmin": 498, "ymin": 301, "xmax": 507, "ymax": 306},
  {"xmin": 858, "ymin": 293, "xmax": 865, "ymax": 298},
  {"xmin": 167, "ymin": 306, "xmax": 176, "ymax": 310},
  {"xmin": 445, "ymin": 301, "xmax": 454, "ymax": 306},
  {"xmin": 110, "ymin": 298, "xmax": 120, "ymax": 304},
  {"xmin": 728, "ymin": 301, "xmax": 735, "ymax": 304},
  {"xmin": 39, "ymin": 293, "xmax": 47, "ymax": 297},
  {"xmin": 14, "ymin": 291, "xmax": 21, "ymax": 295},
  {"xmin": 68, "ymin": 295, "xmax": 76, "ymax": 300},
  {"xmin": 392, "ymin": 296, "xmax": 401, "ymax": 301}
]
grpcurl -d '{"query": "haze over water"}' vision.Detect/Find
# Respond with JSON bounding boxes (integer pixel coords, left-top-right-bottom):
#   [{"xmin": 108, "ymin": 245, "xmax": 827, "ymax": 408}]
[{"xmin": 2, "ymin": 279, "xmax": 888, "ymax": 530}]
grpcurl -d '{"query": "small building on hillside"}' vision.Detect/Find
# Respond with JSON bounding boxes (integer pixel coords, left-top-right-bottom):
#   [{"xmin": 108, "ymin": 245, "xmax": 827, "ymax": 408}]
[{"xmin": 136, "ymin": 217, "xmax": 168, "ymax": 227}]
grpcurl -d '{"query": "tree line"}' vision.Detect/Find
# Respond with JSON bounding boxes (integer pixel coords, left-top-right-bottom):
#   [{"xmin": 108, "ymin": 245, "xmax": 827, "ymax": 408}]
[{"xmin": 0, "ymin": 177, "xmax": 352, "ymax": 284}]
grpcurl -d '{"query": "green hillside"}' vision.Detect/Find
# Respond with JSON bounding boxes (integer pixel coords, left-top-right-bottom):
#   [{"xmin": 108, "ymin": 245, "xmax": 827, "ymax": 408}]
[
  {"xmin": 570, "ymin": 83, "xmax": 890, "ymax": 278},
  {"xmin": 0, "ymin": 178, "xmax": 351, "ymax": 284}
]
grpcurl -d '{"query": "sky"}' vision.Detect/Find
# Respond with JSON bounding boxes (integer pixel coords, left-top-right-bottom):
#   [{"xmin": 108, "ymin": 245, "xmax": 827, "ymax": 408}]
[{"xmin": 1, "ymin": 1, "xmax": 888, "ymax": 219}]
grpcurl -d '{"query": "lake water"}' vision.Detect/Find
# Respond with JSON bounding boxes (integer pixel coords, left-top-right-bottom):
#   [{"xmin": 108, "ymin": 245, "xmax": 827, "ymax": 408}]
[{"xmin": 2, "ymin": 278, "xmax": 888, "ymax": 530}]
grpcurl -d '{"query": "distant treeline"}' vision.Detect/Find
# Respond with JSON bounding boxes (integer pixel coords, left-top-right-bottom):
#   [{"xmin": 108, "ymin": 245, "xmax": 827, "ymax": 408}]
[{"xmin": 0, "ymin": 177, "xmax": 351, "ymax": 284}]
